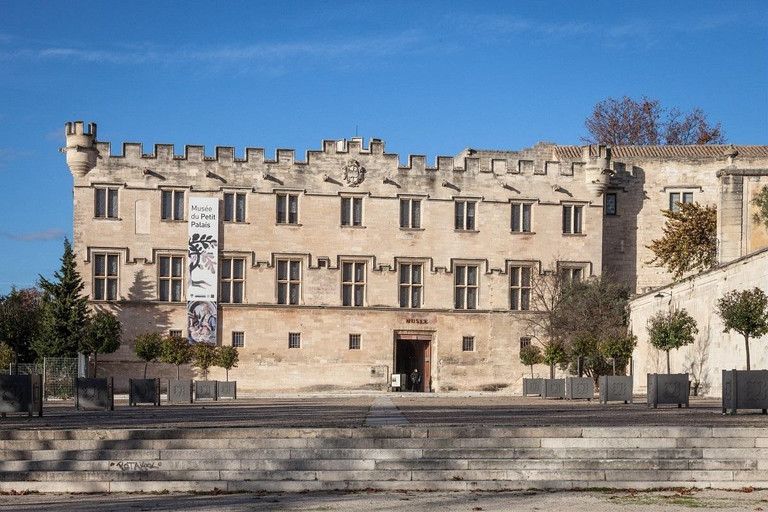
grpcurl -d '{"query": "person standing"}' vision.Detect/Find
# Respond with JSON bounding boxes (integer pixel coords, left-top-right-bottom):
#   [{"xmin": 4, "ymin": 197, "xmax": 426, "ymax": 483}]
[{"xmin": 410, "ymin": 368, "xmax": 421, "ymax": 392}]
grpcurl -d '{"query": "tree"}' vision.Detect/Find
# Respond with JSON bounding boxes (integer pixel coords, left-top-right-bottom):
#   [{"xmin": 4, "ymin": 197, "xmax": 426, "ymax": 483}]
[
  {"xmin": 134, "ymin": 332, "xmax": 163, "ymax": 378},
  {"xmin": 36, "ymin": 239, "xmax": 89, "ymax": 358},
  {"xmin": 584, "ymin": 96, "xmax": 725, "ymax": 146},
  {"xmin": 542, "ymin": 340, "xmax": 568, "ymax": 379},
  {"xmin": 647, "ymin": 309, "xmax": 698, "ymax": 374},
  {"xmin": 0, "ymin": 288, "xmax": 42, "ymax": 370},
  {"xmin": 519, "ymin": 344, "xmax": 543, "ymax": 379},
  {"xmin": 160, "ymin": 335, "xmax": 193, "ymax": 379},
  {"xmin": 80, "ymin": 311, "xmax": 121, "ymax": 377},
  {"xmin": 216, "ymin": 346, "xmax": 239, "ymax": 381},
  {"xmin": 0, "ymin": 342, "xmax": 13, "ymax": 370},
  {"xmin": 192, "ymin": 343, "xmax": 218, "ymax": 380},
  {"xmin": 647, "ymin": 202, "xmax": 717, "ymax": 280},
  {"xmin": 716, "ymin": 288, "xmax": 768, "ymax": 371},
  {"xmin": 600, "ymin": 334, "xmax": 638, "ymax": 376},
  {"xmin": 753, "ymin": 185, "xmax": 768, "ymax": 230}
]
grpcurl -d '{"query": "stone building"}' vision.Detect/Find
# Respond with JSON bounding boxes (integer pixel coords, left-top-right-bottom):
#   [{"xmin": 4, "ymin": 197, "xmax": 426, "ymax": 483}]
[{"xmin": 62, "ymin": 121, "xmax": 768, "ymax": 392}]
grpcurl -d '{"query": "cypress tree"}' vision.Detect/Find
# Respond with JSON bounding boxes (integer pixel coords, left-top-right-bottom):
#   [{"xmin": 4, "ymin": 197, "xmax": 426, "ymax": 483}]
[{"xmin": 35, "ymin": 239, "xmax": 89, "ymax": 358}]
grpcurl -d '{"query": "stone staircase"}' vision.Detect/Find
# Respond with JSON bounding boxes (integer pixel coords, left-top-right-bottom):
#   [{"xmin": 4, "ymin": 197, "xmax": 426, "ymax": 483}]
[{"xmin": 0, "ymin": 426, "xmax": 766, "ymax": 492}]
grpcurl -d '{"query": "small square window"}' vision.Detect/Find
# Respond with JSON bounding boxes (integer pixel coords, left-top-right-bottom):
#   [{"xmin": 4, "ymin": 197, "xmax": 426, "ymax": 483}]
[
  {"xmin": 288, "ymin": 332, "xmax": 301, "ymax": 349},
  {"xmin": 232, "ymin": 331, "xmax": 245, "ymax": 348},
  {"xmin": 462, "ymin": 336, "xmax": 475, "ymax": 352},
  {"xmin": 605, "ymin": 193, "xmax": 617, "ymax": 216},
  {"xmin": 169, "ymin": 329, "xmax": 182, "ymax": 338},
  {"xmin": 520, "ymin": 337, "xmax": 532, "ymax": 350},
  {"xmin": 349, "ymin": 334, "xmax": 361, "ymax": 350}
]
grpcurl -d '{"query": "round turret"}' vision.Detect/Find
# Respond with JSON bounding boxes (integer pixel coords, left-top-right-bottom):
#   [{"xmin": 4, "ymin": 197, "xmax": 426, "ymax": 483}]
[{"xmin": 63, "ymin": 121, "xmax": 98, "ymax": 176}]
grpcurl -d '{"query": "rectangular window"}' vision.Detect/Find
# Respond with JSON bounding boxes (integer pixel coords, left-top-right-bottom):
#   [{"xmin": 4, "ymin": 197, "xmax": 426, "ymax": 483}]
[
  {"xmin": 560, "ymin": 266, "xmax": 584, "ymax": 285},
  {"xmin": 399, "ymin": 198, "xmax": 422, "ymax": 229},
  {"xmin": 232, "ymin": 331, "xmax": 245, "ymax": 348},
  {"xmin": 93, "ymin": 253, "xmax": 119, "ymax": 301},
  {"xmin": 520, "ymin": 336, "xmax": 532, "ymax": 349},
  {"xmin": 341, "ymin": 261, "xmax": 366, "ymax": 307},
  {"xmin": 399, "ymin": 263, "xmax": 423, "ymax": 308},
  {"xmin": 349, "ymin": 334, "xmax": 361, "ymax": 350},
  {"xmin": 161, "ymin": 190, "xmax": 185, "ymax": 221},
  {"xmin": 462, "ymin": 336, "xmax": 475, "ymax": 352},
  {"xmin": 288, "ymin": 332, "xmax": 301, "ymax": 349},
  {"xmin": 277, "ymin": 259, "xmax": 301, "ymax": 305},
  {"xmin": 94, "ymin": 187, "xmax": 119, "ymax": 219},
  {"xmin": 509, "ymin": 265, "xmax": 532, "ymax": 311},
  {"xmin": 220, "ymin": 257, "xmax": 245, "ymax": 304},
  {"xmin": 454, "ymin": 200, "xmax": 476, "ymax": 230},
  {"xmin": 454, "ymin": 265, "xmax": 478, "ymax": 310},
  {"xmin": 562, "ymin": 205, "xmax": 583, "ymax": 234},
  {"xmin": 276, "ymin": 193, "xmax": 299, "ymax": 224},
  {"xmin": 341, "ymin": 197, "xmax": 363, "ymax": 226},
  {"xmin": 605, "ymin": 193, "xmax": 617, "ymax": 216},
  {"xmin": 669, "ymin": 191, "xmax": 694, "ymax": 212},
  {"xmin": 511, "ymin": 203, "xmax": 532, "ymax": 232},
  {"xmin": 223, "ymin": 192, "xmax": 246, "ymax": 222},
  {"xmin": 169, "ymin": 329, "xmax": 182, "ymax": 338},
  {"xmin": 158, "ymin": 255, "xmax": 184, "ymax": 302}
]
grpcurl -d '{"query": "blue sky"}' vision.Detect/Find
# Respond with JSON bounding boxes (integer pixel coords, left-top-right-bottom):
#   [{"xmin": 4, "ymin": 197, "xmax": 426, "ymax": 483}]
[{"xmin": 0, "ymin": 0, "xmax": 766, "ymax": 293}]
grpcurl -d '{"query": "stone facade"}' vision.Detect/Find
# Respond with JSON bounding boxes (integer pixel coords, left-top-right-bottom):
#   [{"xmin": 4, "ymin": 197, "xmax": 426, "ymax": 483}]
[{"xmin": 62, "ymin": 121, "xmax": 768, "ymax": 393}]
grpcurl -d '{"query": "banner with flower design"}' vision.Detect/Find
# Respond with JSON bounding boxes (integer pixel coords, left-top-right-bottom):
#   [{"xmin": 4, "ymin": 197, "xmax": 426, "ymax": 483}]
[{"xmin": 187, "ymin": 196, "xmax": 218, "ymax": 344}]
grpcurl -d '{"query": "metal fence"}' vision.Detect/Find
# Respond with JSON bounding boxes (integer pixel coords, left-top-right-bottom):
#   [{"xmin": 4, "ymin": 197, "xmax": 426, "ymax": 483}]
[{"xmin": 3, "ymin": 357, "xmax": 78, "ymax": 400}]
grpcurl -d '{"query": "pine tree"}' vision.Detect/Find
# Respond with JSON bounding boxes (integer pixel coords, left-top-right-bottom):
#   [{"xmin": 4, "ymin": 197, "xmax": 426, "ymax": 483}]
[{"xmin": 35, "ymin": 239, "xmax": 89, "ymax": 358}]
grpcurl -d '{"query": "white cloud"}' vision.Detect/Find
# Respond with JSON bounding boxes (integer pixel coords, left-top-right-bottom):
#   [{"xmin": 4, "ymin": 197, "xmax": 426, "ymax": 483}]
[{"xmin": 1, "ymin": 228, "xmax": 66, "ymax": 242}]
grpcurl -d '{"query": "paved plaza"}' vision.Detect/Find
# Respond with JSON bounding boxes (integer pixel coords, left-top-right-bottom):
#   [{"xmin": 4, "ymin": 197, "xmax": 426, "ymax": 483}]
[{"xmin": 0, "ymin": 393, "xmax": 766, "ymax": 430}]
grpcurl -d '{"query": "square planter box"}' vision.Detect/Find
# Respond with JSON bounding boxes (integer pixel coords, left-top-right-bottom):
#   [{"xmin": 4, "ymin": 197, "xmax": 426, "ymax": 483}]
[
  {"xmin": 0, "ymin": 374, "xmax": 42, "ymax": 417},
  {"xmin": 75, "ymin": 377, "xmax": 114, "ymax": 411},
  {"xmin": 722, "ymin": 369, "xmax": 768, "ymax": 415},
  {"xmin": 129, "ymin": 378, "xmax": 160, "ymax": 406},
  {"xmin": 543, "ymin": 378, "xmax": 565, "ymax": 399},
  {"xmin": 168, "ymin": 379, "xmax": 193, "ymax": 404},
  {"xmin": 194, "ymin": 380, "xmax": 218, "ymax": 401},
  {"xmin": 522, "ymin": 378, "xmax": 544, "ymax": 397},
  {"xmin": 599, "ymin": 375, "xmax": 633, "ymax": 404},
  {"xmin": 647, "ymin": 373, "xmax": 689, "ymax": 408},
  {"xmin": 566, "ymin": 377, "xmax": 594, "ymax": 400},
  {"xmin": 217, "ymin": 381, "xmax": 237, "ymax": 400}
]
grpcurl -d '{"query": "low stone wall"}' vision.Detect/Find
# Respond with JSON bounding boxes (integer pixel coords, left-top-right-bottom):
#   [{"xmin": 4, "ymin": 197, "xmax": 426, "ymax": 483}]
[{"xmin": 1, "ymin": 426, "xmax": 766, "ymax": 492}]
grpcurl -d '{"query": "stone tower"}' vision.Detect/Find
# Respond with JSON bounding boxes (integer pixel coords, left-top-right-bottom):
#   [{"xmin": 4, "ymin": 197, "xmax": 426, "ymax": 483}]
[{"xmin": 63, "ymin": 121, "xmax": 98, "ymax": 176}]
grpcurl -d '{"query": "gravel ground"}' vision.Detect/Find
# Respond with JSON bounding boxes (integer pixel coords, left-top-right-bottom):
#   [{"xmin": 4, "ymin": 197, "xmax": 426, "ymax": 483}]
[{"xmin": 1, "ymin": 489, "xmax": 767, "ymax": 511}]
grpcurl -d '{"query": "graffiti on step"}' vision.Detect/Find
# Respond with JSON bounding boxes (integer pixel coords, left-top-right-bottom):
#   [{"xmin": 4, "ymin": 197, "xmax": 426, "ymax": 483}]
[{"xmin": 110, "ymin": 460, "xmax": 162, "ymax": 471}]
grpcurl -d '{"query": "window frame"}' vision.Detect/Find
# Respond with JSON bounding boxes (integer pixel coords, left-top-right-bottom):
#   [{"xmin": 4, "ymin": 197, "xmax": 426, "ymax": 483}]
[
  {"xmin": 276, "ymin": 192, "xmax": 300, "ymax": 225},
  {"xmin": 558, "ymin": 263, "xmax": 587, "ymax": 285},
  {"xmin": 562, "ymin": 204, "xmax": 584, "ymax": 234},
  {"xmin": 340, "ymin": 196, "xmax": 364, "ymax": 227},
  {"xmin": 288, "ymin": 332, "xmax": 301, "ymax": 349},
  {"xmin": 276, "ymin": 258, "xmax": 302, "ymax": 305},
  {"xmin": 223, "ymin": 191, "xmax": 247, "ymax": 223},
  {"xmin": 341, "ymin": 260, "xmax": 366, "ymax": 307},
  {"xmin": 399, "ymin": 197, "xmax": 422, "ymax": 229},
  {"xmin": 605, "ymin": 193, "xmax": 618, "ymax": 216},
  {"xmin": 92, "ymin": 252, "xmax": 119, "ymax": 301},
  {"xmin": 169, "ymin": 329, "xmax": 183, "ymax": 338},
  {"xmin": 220, "ymin": 257, "xmax": 246, "ymax": 304},
  {"xmin": 232, "ymin": 331, "xmax": 245, "ymax": 348},
  {"xmin": 398, "ymin": 262, "xmax": 424, "ymax": 309},
  {"xmin": 509, "ymin": 263, "xmax": 533, "ymax": 311},
  {"xmin": 161, "ymin": 189, "xmax": 185, "ymax": 221},
  {"xmin": 520, "ymin": 336, "xmax": 532, "ymax": 350},
  {"xmin": 158, "ymin": 254, "xmax": 184, "ymax": 303},
  {"xmin": 454, "ymin": 264, "xmax": 479, "ymax": 310},
  {"xmin": 454, "ymin": 199, "xmax": 477, "ymax": 231},
  {"xmin": 510, "ymin": 201, "xmax": 533, "ymax": 233},
  {"xmin": 94, "ymin": 186, "xmax": 119, "ymax": 219},
  {"xmin": 348, "ymin": 333, "xmax": 361, "ymax": 350},
  {"xmin": 462, "ymin": 336, "xmax": 475, "ymax": 352},
  {"xmin": 669, "ymin": 191, "xmax": 694, "ymax": 212}
]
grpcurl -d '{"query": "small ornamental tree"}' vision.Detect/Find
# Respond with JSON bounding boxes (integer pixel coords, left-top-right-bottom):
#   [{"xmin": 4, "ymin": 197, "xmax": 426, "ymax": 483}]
[
  {"xmin": 752, "ymin": 185, "xmax": 768, "ymax": 230},
  {"xmin": 647, "ymin": 202, "xmax": 717, "ymax": 280},
  {"xmin": 80, "ymin": 311, "xmax": 121, "ymax": 377},
  {"xmin": 716, "ymin": 288, "xmax": 768, "ymax": 371},
  {"xmin": 543, "ymin": 340, "xmax": 568, "ymax": 379},
  {"xmin": 192, "ymin": 343, "xmax": 218, "ymax": 380},
  {"xmin": 599, "ymin": 334, "xmax": 637, "ymax": 375},
  {"xmin": 0, "ymin": 288, "xmax": 42, "ymax": 370},
  {"xmin": 134, "ymin": 332, "xmax": 163, "ymax": 378},
  {"xmin": 519, "ymin": 344, "xmax": 543, "ymax": 379},
  {"xmin": 0, "ymin": 342, "xmax": 13, "ymax": 370},
  {"xmin": 160, "ymin": 335, "xmax": 193, "ymax": 379},
  {"xmin": 647, "ymin": 309, "xmax": 698, "ymax": 374},
  {"xmin": 216, "ymin": 346, "xmax": 239, "ymax": 381}
]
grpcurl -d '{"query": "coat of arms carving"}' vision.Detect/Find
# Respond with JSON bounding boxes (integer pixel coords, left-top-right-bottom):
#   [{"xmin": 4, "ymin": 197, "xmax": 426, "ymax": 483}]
[{"xmin": 343, "ymin": 159, "xmax": 366, "ymax": 187}]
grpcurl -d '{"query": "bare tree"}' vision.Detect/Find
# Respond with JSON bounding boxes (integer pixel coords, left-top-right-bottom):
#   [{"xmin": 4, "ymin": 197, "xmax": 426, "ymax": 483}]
[{"xmin": 584, "ymin": 96, "xmax": 725, "ymax": 146}]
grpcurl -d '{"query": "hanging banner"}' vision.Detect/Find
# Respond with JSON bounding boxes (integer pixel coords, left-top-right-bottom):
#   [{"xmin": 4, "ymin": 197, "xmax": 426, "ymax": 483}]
[{"xmin": 187, "ymin": 196, "xmax": 219, "ymax": 344}]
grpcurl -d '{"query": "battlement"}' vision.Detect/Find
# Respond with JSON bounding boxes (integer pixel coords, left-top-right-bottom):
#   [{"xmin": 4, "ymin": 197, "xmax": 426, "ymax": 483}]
[{"xmin": 65, "ymin": 121, "xmax": 97, "ymax": 137}]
